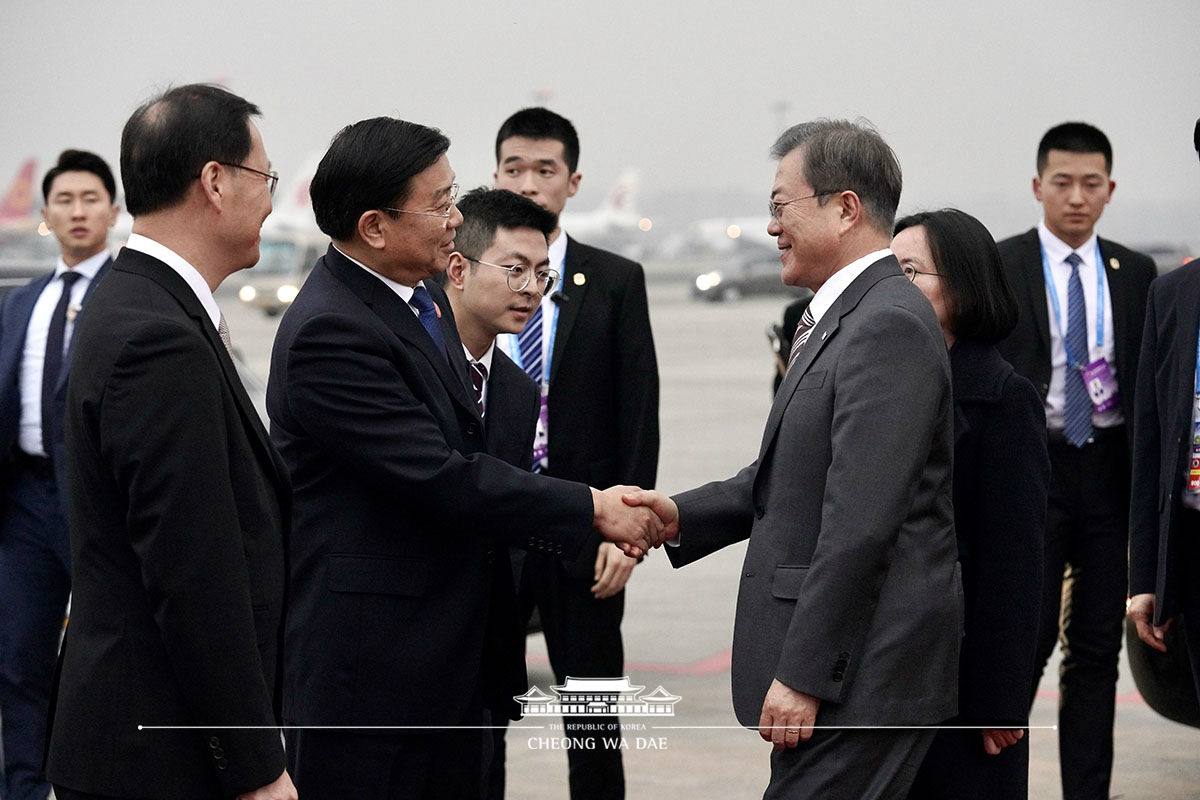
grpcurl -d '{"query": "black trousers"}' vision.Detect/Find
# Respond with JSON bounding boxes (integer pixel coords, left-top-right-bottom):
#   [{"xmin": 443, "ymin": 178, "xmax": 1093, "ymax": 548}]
[
  {"xmin": 1178, "ymin": 509, "xmax": 1200, "ymax": 703},
  {"xmin": 764, "ymin": 727, "xmax": 934, "ymax": 799},
  {"xmin": 488, "ymin": 550, "xmax": 625, "ymax": 800},
  {"xmin": 1030, "ymin": 428, "xmax": 1129, "ymax": 800},
  {"xmin": 907, "ymin": 722, "xmax": 1029, "ymax": 800}
]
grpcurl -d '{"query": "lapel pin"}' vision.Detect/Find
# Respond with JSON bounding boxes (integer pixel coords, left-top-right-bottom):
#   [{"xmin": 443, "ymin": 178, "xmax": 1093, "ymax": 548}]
[
  {"xmin": 67, "ymin": 304, "xmax": 82, "ymax": 322},
  {"xmin": 820, "ymin": 331, "xmax": 828, "ymax": 341},
  {"xmin": 573, "ymin": 273, "xmax": 586, "ymax": 286},
  {"xmin": 433, "ymin": 300, "xmax": 442, "ymax": 318},
  {"xmin": 1109, "ymin": 257, "xmax": 1120, "ymax": 270}
]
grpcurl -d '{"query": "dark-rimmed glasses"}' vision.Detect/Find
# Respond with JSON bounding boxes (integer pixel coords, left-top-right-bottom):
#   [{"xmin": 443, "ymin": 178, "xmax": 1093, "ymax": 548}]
[
  {"xmin": 901, "ymin": 265, "xmax": 942, "ymax": 282},
  {"xmin": 384, "ymin": 184, "xmax": 460, "ymax": 219},
  {"xmin": 768, "ymin": 191, "xmax": 838, "ymax": 221},
  {"xmin": 217, "ymin": 162, "xmax": 279, "ymax": 197},
  {"xmin": 465, "ymin": 257, "xmax": 559, "ymax": 295}
]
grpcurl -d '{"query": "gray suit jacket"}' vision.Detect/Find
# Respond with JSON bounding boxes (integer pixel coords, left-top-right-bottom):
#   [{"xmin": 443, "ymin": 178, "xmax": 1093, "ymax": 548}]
[{"xmin": 668, "ymin": 256, "xmax": 963, "ymax": 727}]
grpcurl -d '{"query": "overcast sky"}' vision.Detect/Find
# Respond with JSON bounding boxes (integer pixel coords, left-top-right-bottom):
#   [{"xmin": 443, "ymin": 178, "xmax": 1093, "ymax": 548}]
[{"xmin": 3, "ymin": 0, "xmax": 1198, "ymax": 243}]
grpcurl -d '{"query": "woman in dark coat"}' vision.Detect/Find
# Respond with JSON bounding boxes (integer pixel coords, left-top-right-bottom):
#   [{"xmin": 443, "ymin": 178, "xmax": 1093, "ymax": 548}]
[{"xmin": 892, "ymin": 209, "xmax": 1050, "ymax": 800}]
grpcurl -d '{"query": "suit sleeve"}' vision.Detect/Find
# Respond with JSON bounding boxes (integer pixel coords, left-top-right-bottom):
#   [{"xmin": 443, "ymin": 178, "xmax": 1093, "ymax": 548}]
[
  {"xmin": 101, "ymin": 320, "xmax": 284, "ymax": 796},
  {"xmin": 959, "ymin": 375, "xmax": 1048, "ymax": 724},
  {"xmin": 1129, "ymin": 281, "xmax": 1163, "ymax": 601},
  {"xmin": 775, "ymin": 305, "xmax": 950, "ymax": 701},
  {"xmin": 284, "ymin": 311, "xmax": 594, "ymax": 551},
  {"xmin": 667, "ymin": 462, "xmax": 758, "ymax": 568},
  {"xmin": 615, "ymin": 263, "xmax": 660, "ymax": 489}
]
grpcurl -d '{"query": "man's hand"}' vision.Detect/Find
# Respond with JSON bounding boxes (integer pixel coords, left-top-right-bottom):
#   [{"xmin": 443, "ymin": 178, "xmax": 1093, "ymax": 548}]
[
  {"xmin": 238, "ymin": 769, "xmax": 298, "ymax": 800},
  {"xmin": 591, "ymin": 486, "xmax": 664, "ymax": 558},
  {"xmin": 758, "ymin": 678, "xmax": 820, "ymax": 750},
  {"xmin": 1128, "ymin": 592, "xmax": 1171, "ymax": 653},
  {"xmin": 592, "ymin": 542, "xmax": 637, "ymax": 599},
  {"xmin": 981, "ymin": 728, "xmax": 1024, "ymax": 755},
  {"xmin": 620, "ymin": 488, "xmax": 680, "ymax": 542}
]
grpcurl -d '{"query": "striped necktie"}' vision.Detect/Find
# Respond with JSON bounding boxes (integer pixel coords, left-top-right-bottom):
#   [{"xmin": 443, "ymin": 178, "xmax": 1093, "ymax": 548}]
[
  {"xmin": 786, "ymin": 305, "xmax": 817, "ymax": 374},
  {"xmin": 470, "ymin": 360, "xmax": 487, "ymax": 416},
  {"xmin": 518, "ymin": 303, "xmax": 544, "ymax": 383},
  {"xmin": 1063, "ymin": 252, "xmax": 1094, "ymax": 447}
]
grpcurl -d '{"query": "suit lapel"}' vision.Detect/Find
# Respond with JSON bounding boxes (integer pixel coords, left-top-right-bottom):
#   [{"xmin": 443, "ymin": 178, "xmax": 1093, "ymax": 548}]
[
  {"xmin": 1098, "ymin": 237, "xmax": 1134, "ymax": 371},
  {"xmin": 549, "ymin": 236, "xmax": 588, "ymax": 381},
  {"xmin": 56, "ymin": 257, "xmax": 113, "ymax": 395},
  {"xmin": 323, "ymin": 248, "xmax": 479, "ymax": 420},
  {"xmin": 1173, "ymin": 267, "xmax": 1200, "ymax": 418},
  {"xmin": 1020, "ymin": 230, "xmax": 1052, "ymax": 358},
  {"xmin": 117, "ymin": 250, "xmax": 286, "ymax": 492}
]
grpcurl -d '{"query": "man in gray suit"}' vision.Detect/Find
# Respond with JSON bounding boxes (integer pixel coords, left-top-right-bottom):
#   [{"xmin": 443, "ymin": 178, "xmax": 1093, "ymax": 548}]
[{"xmin": 628, "ymin": 120, "xmax": 962, "ymax": 798}]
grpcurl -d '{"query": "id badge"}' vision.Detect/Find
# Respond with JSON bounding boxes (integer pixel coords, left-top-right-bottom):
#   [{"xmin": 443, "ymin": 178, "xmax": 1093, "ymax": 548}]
[
  {"xmin": 1188, "ymin": 410, "xmax": 1200, "ymax": 493},
  {"xmin": 531, "ymin": 383, "xmax": 549, "ymax": 474},
  {"xmin": 1081, "ymin": 358, "xmax": 1120, "ymax": 414}
]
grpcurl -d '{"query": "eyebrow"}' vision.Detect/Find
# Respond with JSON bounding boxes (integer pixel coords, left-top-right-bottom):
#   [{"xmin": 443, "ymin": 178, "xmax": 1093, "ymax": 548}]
[{"xmin": 501, "ymin": 156, "xmax": 559, "ymax": 168}]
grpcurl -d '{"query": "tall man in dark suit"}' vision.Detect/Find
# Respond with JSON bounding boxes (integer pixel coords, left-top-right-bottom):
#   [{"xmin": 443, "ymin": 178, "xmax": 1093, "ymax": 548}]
[
  {"xmin": 45, "ymin": 84, "xmax": 296, "ymax": 800},
  {"xmin": 628, "ymin": 119, "xmax": 962, "ymax": 798},
  {"xmin": 0, "ymin": 149, "xmax": 116, "ymax": 800},
  {"xmin": 996, "ymin": 122, "xmax": 1155, "ymax": 800},
  {"xmin": 442, "ymin": 188, "xmax": 560, "ymax": 797},
  {"xmin": 1127, "ymin": 118, "xmax": 1200, "ymax": 707},
  {"xmin": 491, "ymin": 107, "xmax": 659, "ymax": 800},
  {"xmin": 267, "ymin": 118, "xmax": 662, "ymax": 800}
]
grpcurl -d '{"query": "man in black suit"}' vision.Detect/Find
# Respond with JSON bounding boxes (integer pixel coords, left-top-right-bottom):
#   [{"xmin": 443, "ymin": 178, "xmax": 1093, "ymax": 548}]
[
  {"xmin": 0, "ymin": 150, "xmax": 116, "ymax": 800},
  {"xmin": 491, "ymin": 107, "xmax": 660, "ymax": 800},
  {"xmin": 1126, "ymin": 118, "xmax": 1200, "ymax": 705},
  {"xmin": 267, "ymin": 118, "xmax": 662, "ymax": 800},
  {"xmin": 45, "ymin": 84, "xmax": 295, "ymax": 800},
  {"xmin": 996, "ymin": 122, "xmax": 1155, "ymax": 800},
  {"xmin": 442, "ymin": 188, "xmax": 559, "ymax": 796}
]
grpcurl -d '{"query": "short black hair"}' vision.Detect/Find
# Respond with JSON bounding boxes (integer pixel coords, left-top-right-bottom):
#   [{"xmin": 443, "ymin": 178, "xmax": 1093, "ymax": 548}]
[
  {"xmin": 1037, "ymin": 122, "xmax": 1112, "ymax": 175},
  {"xmin": 120, "ymin": 84, "xmax": 261, "ymax": 216},
  {"xmin": 42, "ymin": 149, "xmax": 116, "ymax": 204},
  {"xmin": 454, "ymin": 188, "xmax": 557, "ymax": 262},
  {"xmin": 771, "ymin": 119, "xmax": 902, "ymax": 234},
  {"xmin": 310, "ymin": 117, "xmax": 450, "ymax": 242},
  {"xmin": 894, "ymin": 208, "xmax": 1018, "ymax": 344},
  {"xmin": 495, "ymin": 107, "xmax": 580, "ymax": 173}
]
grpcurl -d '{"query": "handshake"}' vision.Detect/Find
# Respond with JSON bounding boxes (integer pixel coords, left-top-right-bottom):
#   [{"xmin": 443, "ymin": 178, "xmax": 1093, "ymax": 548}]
[{"xmin": 590, "ymin": 486, "xmax": 680, "ymax": 559}]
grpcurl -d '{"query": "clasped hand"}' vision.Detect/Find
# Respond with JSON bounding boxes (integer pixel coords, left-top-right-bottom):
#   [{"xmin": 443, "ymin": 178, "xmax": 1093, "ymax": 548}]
[{"xmin": 591, "ymin": 486, "xmax": 679, "ymax": 558}]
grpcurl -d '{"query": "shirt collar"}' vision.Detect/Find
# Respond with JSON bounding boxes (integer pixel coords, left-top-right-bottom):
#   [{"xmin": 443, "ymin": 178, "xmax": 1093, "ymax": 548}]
[
  {"xmin": 124, "ymin": 233, "xmax": 222, "ymax": 328},
  {"xmin": 1038, "ymin": 219, "xmax": 1098, "ymax": 269},
  {"xmin": 54, "ymin": 248, "xmax": 109, "ymax": 282},
  {"xmin": 807, "ymin": 248, "xmax": 893, "ymax": 326},
  {"xmin": 332, "ymin": 243, "xmax": 417, "ymax": 304},
  {"xmin": 548, "ymin": 231, "xmax": 568, "ymax": 274},
  {"xmin": 462, "ymin": 340, "xmax": 495, "ymax": 373}
]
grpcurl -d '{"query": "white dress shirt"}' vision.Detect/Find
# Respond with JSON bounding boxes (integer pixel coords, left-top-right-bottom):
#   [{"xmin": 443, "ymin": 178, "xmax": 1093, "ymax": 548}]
[
  {"xmin": 333, "ymin": 244, "xmax": 428, "ymax": 318},
  {"xmin": 1037, "ymin": 220, "xmax": 1121, "ymax": 430},
  {"xmin": 807, "ymin": 248, "xmax": 894, "ymax": 327},
  {"xmin": 18, "ymin": 249, "xmax": 109, "ymax": 456}
]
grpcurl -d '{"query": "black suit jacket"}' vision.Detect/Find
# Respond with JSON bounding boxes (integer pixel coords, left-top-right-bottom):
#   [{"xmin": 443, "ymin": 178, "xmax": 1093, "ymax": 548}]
[
  {"xmin": 1130, "ymin": 262, "xmax": 1200, "ymax": 623},
  {"xmin": 267, "ymin": 246, "xmax": 595, "ymax": 729},
  {"xmin": 0, "ymin": 258, "xmax": 111, "ymax": 496},
  {"xmin": 949, "ymin": 340, "xmax": 1048, "ymax": 724},
  {"xmin": 480, "ymin": 348, "xmax": 541, "ymax": 719},
  {"xmin": 46, "ymin": 248, "xmax": 289, "ymax": 798},
  {"xmin": 545, "ymin": 236, "xmax": 659, "ymax": 578},
  {"xmin": 996, "ymin": 228, "xmax": 1156, "ymax": 450}
]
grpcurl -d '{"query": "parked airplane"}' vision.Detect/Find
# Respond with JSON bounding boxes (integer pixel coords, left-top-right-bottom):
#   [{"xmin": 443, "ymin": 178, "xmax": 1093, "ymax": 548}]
[{"xmin": 559, "ymin": 168, "xmax": 653, "ymax": 258}]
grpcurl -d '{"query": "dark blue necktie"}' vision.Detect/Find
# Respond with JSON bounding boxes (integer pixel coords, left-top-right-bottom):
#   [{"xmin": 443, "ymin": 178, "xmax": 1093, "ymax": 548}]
[
  {"xmin": 518, "ymin": 303, "xmax": 544, "ymax": 383},
  {"xmin": 410, "ymin": 285, "xmax": 447, "ymax": 360},
  {"xmin": 1063, "ymin": 252, "xmax": 1094, "ymax": 447},
  {"xmin": 42, "ymin": 270, "xmax": 83, "ymax": 458}
]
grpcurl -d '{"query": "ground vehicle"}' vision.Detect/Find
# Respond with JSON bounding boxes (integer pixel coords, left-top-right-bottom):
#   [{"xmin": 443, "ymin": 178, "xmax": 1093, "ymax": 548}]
[
  {"xmin": 232, "ymin": 229, "xmax": 329, "ymax": 317},
  {"xmin": 692, "ymin": 249, "xmax": 808, "ymax": 302}
]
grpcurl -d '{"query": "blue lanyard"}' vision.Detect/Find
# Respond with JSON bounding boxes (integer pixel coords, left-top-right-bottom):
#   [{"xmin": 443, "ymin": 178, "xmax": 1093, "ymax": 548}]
[
  {"xmin": 504, "ymin": 297, "xmax": 559, "ymax": 384},
  {"xmin": 1194, "ymin": 321, "xmax": 1200, "ymax": 397},
  {"xmin": 1040, "ymin": 241, "xmax": 1106, "ymax": 368}
]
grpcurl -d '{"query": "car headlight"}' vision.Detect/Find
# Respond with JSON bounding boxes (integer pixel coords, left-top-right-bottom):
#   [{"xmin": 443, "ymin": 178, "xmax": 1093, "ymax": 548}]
[
  {"xmin": 238, "ymin": 285, "xmax": 257, "ymax": 302},
  {"xmin": 276, "ymin": 284, "xmax": 299, "ymax": 303},
  {"xmin": 694, "ymin": 272, "xmax": 722, "ymax": 292}
]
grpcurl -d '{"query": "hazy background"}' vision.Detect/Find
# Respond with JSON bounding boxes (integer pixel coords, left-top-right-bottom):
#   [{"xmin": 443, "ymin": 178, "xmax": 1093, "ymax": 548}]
[{"xmin": 3, "ymin": 0, "xmax": 1199, "ymax": 246}]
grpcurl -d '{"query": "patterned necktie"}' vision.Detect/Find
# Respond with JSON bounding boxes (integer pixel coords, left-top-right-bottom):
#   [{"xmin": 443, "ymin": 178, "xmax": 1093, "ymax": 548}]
[
  {"xmin": 470, "ymin": 360, "xmax": 487, "ymax": 416},
  {"xmin": 217, "ymin": 313, "xmax": 235, "ymax": 358},
  {"xmin": 410, "ymin": 285, "xmax": 447, "ymax": 360},
  {"xmin": 41, "ymin": 270, "xmax": 83, "ymax": 458},
  {"xmin": 786, "ymin": 305, "xmax": 817, "ymax": 374},
  {"xmin": 1063, "ymin": 252, "xmax": 1094, "ymax": 447},
  {"xmin": 518, "ymin": 302, "xmax": 544, "ymax": 383}
]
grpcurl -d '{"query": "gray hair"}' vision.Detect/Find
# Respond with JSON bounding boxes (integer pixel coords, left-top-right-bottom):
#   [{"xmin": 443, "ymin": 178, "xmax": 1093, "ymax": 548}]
[{"xmin": 770, "ymin": 119, "xmax": 902, "ymax": 233}]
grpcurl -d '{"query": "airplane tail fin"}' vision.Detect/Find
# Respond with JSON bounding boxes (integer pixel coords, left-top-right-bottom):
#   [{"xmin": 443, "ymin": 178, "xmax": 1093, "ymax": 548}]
[
  {"xmin": 0, "ymin": 159, "xmax": 36, "ymax": 223},
  {"xmin": 604, "ymin": 169, "xmax": 639, "ymax": 216}
]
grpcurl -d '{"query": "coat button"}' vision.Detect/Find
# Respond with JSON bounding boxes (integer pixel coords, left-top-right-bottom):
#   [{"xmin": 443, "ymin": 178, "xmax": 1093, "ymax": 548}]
[
  {"xmin": 466, "ymin": 423, "xmax": 479, "ymax": 436},
  {"xmin": 213, "ymin": 748, "xmax": 224, "ymax": 759},
  {"xmin": 209, "ymin": 737, "xmax": 220, "ymax": 748},
  {"xmin": 832, "ymin": 674, "xmax": 843, "ymax": 682},
  {"xmin": 754, "ymin": 505, "xmax": 765, "ymax": 519},
  {"xmin": 217, "ymin": 758, "xmax": 229, "ymax": 770}
]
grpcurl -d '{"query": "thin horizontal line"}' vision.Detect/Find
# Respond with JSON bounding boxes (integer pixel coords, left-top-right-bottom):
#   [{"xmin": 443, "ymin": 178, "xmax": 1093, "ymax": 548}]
[
  {"xmin": 652, "ymin": 725, "xmax": 1058, "ymax": 730},
  {"xmin": 137, "ymin": 725, "xmax": 546, "ymax": 730}
]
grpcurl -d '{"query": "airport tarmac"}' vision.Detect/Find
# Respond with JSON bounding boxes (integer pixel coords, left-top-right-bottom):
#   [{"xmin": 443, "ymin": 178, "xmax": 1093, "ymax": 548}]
[{"xmin": 211, "ymin": 273, "xmax": 1197, "ymax": 798}]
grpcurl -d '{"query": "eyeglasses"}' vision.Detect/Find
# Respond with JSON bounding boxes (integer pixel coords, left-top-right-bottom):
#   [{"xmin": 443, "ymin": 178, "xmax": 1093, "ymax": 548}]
[
  {"xmin": 217, "ymin": 162, "xmax": 279, "ymax": 197},
  {"xmin": 384, "ymin": 184, "xmax": 460, "ymax": 219},
  {"xmin": 902, "ymin": 265, "xmax": 942, "ymax": 282},
  {"xmin": 768, "ymin": 191, "xmax": 838, "ymax": 221},
  {"xmin": 465, "ymin": 257, "xmax": 559, "ymax": 295}
]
